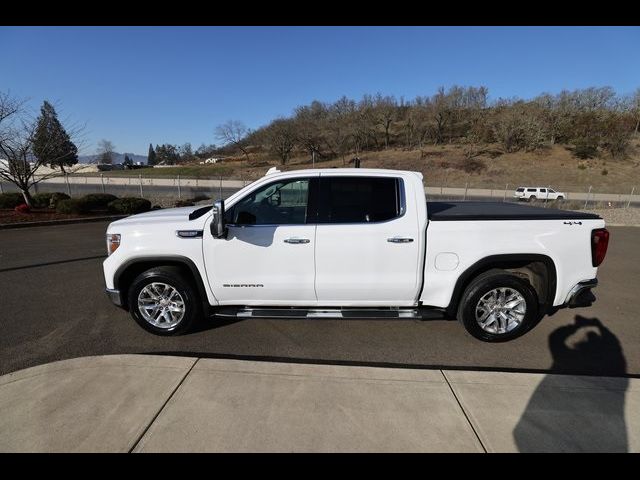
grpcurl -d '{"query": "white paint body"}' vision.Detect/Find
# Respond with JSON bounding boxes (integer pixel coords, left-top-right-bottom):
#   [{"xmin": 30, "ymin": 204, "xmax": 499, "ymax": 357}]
[{"xmin": 103, "ymin": 168, "xmax": 604, "ymax": 310}]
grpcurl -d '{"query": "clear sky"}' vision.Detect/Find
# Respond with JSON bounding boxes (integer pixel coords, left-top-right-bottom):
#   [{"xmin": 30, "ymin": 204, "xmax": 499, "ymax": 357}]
[{"xmin": 1, "ymin": 26, "xmax": 638, "ymax": 155}]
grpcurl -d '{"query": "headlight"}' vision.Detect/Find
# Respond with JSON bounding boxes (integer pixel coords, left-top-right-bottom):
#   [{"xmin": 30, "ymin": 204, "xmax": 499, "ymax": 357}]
[{"xmin": 106, "ymin": 233, "xmax": 121, "ymax": 255}]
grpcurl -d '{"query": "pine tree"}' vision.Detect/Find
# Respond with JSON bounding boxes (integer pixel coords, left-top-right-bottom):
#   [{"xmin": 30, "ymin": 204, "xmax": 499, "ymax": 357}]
[
  {"xmin": 32, "ymin": 101, "xmax": 78, "ymax": 173},
  {"xmin": 147, "ymin": 143, "xmax": 157, "ymax": 165},
  {"xmin": 124, "ymin": 154, "xmax": 132, "ymax": 166}
]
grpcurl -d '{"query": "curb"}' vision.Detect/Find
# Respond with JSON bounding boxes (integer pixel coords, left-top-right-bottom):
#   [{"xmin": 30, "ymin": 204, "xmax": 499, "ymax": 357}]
[{"xmin": 0, "ymin": 215, "xmax": 127, "ymax": 230}]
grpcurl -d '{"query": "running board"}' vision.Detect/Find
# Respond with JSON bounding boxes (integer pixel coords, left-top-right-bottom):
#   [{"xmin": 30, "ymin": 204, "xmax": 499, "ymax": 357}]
[{"xmin": 214, "ymin": 307, "xmax": 446, "ymax": 320}]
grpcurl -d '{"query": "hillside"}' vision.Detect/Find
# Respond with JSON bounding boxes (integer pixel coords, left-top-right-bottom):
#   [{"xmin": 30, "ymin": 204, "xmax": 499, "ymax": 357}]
[{"xmin": 93, "ymin": 143, "xmax": 640, "ymax": 194}]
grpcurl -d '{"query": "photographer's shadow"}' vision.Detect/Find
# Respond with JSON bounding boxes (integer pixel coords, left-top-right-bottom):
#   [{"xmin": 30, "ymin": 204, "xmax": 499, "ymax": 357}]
[{"xmin": 513, "ymin": 315, "xmax": 629, "ymax": 452}]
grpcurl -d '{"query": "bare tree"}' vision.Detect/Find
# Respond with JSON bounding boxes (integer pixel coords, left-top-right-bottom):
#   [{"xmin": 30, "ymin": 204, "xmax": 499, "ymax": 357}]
[
  {"xmin": 357, "ymin": 95, "xmax": 381, "ymax": 150},
  {"xmin": 600, "ymin": 111, "xmax": 634, "ymax": 159},
  {"xmin": 215, "ymin": 120, "xmax": 251, "ymax": 160},
  {"xmin": 491, "ymin": 102, "xmax": 547, "ymax": 153},
  {"xmin": 244, "ymin": 85, "xmax": 637, "ymax": 163},
  {"xmin": 265, "ymin": 118, "xmax": 296, "ymax": 165},
  {"xmin": 374, "ymin": 94, "xmax": 397, "ymax": 149},
  {"xmin": 574, "ymin": 86, "xmax": 616, "ymax": 112},
  {"xmin": 534, "ymin": 93, "xmax": 566, "ymax": 145},
  {"xmin": 412, "ymin": 97, "xmax": 432, "ymax": 154},
  {"xmin": 631, "ymin": 88, "xmax": 640, "ymax": 135},
  {"xmin": 293, "ymin": 103, "xmax": 326, "ymax": 163},
  {"xmin": 430, "ymin": 87, "xmax": 457, "ymax": 145},
  {"xmin": 346, "ymin": 105, "xmax": 370, "ymax": 157},
  {"xmin": 0, "ymin": 92, "xmax": 24, "ymax": 130},
  {"xmin": 0, "ymin": 92, "xmax": 82, "ymax": 207},
  {"xmin": 397, "ymin": 99, "xmax": 417, "ymax": 150},
  {"xmin": 97, "ymin": 139, "xmax": 115, "ymax": 164},
  {"xmin": 324, "ymin": 97, "xmax": 355, "ymax": 164}
]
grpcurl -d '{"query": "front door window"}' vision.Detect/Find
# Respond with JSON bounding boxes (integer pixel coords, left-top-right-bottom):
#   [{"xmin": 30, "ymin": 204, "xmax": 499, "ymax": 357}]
[{"xmin": 227, "ymin": 178, "xmax": 310, "ymax": 225}]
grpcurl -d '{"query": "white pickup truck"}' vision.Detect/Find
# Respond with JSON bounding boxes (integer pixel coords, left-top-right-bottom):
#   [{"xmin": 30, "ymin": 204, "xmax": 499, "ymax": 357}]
[
  {"xmin": 514, "ymin": 186, "xmax": 566, "ymax": 202},
  {"xmin": 103, "ymin": 168, "xmax": 609, "ymax": 342}
]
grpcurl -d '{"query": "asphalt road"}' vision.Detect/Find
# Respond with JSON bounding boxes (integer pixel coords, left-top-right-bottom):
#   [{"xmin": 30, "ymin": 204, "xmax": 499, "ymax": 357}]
[{"xmin": 1, "ymin": 221, "xmax": 638, "ymax": 377}]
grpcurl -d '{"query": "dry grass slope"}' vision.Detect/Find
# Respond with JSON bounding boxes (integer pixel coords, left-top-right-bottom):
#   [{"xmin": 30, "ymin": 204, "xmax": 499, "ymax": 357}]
[{"xmin": 80, "ymin": 142, "xmax": 640, "ymax": 194}]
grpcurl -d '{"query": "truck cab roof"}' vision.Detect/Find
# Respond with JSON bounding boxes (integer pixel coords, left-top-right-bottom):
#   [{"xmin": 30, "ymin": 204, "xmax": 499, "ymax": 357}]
[{"xmin": 264, "ymin": 167, "xmax": 423, "ymax": 179}]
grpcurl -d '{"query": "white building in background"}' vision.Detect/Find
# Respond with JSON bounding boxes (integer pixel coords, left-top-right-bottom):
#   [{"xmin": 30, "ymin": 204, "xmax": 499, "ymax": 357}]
[{"xmin": 199, "ymin": 157, "xmax": 225, "ymax": 165}]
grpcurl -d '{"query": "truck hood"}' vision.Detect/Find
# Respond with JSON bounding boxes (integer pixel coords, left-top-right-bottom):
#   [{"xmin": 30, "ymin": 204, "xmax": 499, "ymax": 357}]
[{"xmin": 108, "ymin": 206, "xmax": 211, "ymax": 229}]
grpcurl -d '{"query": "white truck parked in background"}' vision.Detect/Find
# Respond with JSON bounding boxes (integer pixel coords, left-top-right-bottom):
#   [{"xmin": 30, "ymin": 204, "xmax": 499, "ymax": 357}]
[
  {"xmin": 514, "ymin": 186, "xmax": 566, "ymax": 202},
  {"xmin": 103, "ymin": 168, "xmax": 609, "ymax": 342}
]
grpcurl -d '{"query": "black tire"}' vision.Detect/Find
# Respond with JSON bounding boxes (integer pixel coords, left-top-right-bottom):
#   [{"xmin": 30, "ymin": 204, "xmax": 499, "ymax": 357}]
[
  {"xmin": 528, "ymin": 195, "xmax": 537, "ymax": 202},
  {"xmin": 556, "ymin": 196, "xmax": 564, "ymax": 201},
  {"xmin": 127, "ymin": 266, "xmax": 201, "ymax": 335},
  {"xmin": 457, "ymin": 269, "xmax": 539, "ymax": 342}
]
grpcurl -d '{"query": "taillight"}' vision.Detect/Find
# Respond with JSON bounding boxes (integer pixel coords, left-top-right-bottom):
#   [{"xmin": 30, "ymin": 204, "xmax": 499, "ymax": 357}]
[{"xmin": 591, "ymin": 228, "xmax": 609, "ymax": 267}]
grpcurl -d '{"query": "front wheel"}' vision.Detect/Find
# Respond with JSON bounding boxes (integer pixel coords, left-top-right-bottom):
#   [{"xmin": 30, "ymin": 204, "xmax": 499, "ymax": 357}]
[
  {"xmin": 127, "ymin": 266, "xmax": 201, "ymax": 335},
  {"xmin": 457, "ymin": 270, "xmax": 539, "ymax": 342}
]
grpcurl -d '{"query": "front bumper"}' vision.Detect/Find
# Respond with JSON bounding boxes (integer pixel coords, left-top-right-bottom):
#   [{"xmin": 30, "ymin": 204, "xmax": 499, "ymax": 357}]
[
  {"xmin": 106, "ymin": 288, "xmax": 124, "ymax": 308},
  {"xmin": 564, "ymin": 279, "xmax": 598, "ymax": 308}
]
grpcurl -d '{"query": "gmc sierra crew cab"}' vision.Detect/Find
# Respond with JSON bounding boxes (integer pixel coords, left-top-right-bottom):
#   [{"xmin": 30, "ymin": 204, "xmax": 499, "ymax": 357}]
[{"xmin": 103, "ymin": 168, "xmax": 609, "ymax": 342}]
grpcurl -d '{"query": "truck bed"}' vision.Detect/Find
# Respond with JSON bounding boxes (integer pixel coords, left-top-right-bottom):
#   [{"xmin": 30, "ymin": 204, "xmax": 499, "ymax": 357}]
[{"xmin": 427, "ymin": 201, "xmax": 601, "ymax": 221}]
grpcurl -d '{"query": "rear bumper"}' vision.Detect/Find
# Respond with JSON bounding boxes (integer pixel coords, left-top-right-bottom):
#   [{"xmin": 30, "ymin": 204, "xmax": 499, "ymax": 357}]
[
  {"xmin": 106, "ymin": 288, "xmax": 124, "ymax": 308},
  {"xmin": 564, "ymin": 279, "xmax": 598, "ymax": 308}
]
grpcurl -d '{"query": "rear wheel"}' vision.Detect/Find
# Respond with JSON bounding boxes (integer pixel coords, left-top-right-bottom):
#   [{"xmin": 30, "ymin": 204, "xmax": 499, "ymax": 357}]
[
  {"xmin": 457, "ymin": 270, "xmax": 539, "ymax": 342},
  {"xmin": 127, "ymin": 266, "xmax": 200, "ymax": 335},
  {"xmin": 528, "ymin": 195, "xmax": 537, "ymax": 202}
]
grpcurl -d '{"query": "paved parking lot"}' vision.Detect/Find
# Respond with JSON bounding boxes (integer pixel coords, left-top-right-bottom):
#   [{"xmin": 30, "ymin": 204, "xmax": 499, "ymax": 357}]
[{"xmin": 1, "ymin": 221, "xmax": 638, "ymax": 377}]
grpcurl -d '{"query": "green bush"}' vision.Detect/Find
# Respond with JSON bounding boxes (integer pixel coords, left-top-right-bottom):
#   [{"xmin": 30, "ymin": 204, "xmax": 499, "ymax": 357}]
[
  {"xmin": 81, "ymin": 193, "xmax": 117, "ymax": 211},
  {"xmin": 49, "ymin": 192, "xmax": 70, "ymax": 208},
  {"xmin": 572, "ymin": 138, "xmax": 599, "ymax": 159},
  {"xmin": 0, "ymin": 192, "xmax": 24, "ymax": 209},
  {"xmin": 31, "ymin": 192, "xmax": 70, "ymax": 209},
  {"xmin": 601, "ymin": 169, "xmax": 608, "ymax": 175},
  {"xmin": 107, "ymin": 197, "xmax": 151, "ymax": 215},
  {"xmin": 56, "ymin": 198, "xmax": 91, "ymax": 215},
  {"xmin": 462, "ymin": 158, "xmax": 486, "ymax": 174},
  {"xmin": 31, "ymin": 192, "xmax": 54, "ymax": 208}
]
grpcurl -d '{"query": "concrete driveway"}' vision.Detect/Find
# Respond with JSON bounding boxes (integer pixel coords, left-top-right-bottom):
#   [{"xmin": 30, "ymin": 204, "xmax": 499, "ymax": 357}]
[{"xmin": 0, "ymin": 355, "xmax": 637, "ymax": 452}]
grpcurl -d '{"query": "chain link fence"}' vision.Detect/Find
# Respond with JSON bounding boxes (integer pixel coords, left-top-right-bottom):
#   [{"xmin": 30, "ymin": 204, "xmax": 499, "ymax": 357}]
[{"xmin": 1, "ymin": 174, "xmax": 638, "ymax": 211}]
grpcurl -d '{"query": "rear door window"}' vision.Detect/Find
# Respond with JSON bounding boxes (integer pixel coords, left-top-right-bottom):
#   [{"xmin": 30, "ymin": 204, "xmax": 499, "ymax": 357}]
[{"xmin": 318, "ymin": 176, "xmax": 402, "ymax": 224}]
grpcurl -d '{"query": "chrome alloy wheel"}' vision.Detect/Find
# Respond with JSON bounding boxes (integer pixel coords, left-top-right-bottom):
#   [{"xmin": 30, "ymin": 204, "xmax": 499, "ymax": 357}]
[
  {"xmin": 137, "ymin": 282, "xmax": 185, "ymax": 329},
  {"xmin": 475, "ymin": 287, "xmax": 526, "ymax": 335}
]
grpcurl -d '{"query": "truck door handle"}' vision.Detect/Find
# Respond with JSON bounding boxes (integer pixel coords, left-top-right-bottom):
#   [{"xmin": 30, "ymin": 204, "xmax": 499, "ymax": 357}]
[
  {"xmin": 284, "ymin": 238, "xmax": 310, "ymax": 244},
  {"xmin": 387, "ymin": 237, "xmax": 414, "ymax": 243}
]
